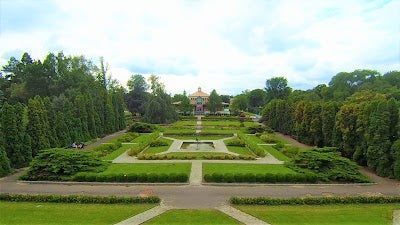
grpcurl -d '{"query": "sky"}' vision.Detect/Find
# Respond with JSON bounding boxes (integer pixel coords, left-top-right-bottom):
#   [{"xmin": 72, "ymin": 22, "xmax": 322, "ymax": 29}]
[{"xmin": 0, "ymin": 0, "xmax": 399, "ymax": 95}]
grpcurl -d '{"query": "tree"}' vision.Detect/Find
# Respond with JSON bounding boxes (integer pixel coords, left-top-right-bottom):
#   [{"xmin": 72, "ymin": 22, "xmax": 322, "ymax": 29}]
[
  {"xmin": 127, "ymin": 74, "xmax": 148, "ymax": 92},
  {"xmin": 27, "ymin": 96, "xmax": 51, "ymax": 156},
  {"xmin": 0, "ymin": 144, "xmax": 11, "ymax": 177},
  {"xmin": 173, "ymin": 91, "xmax": 192, "ymax": 115},
  {"xmin": 265, "ymin": 77, "xmax": 291, "ymax": 102},
  {"xmin": 230, "ymin": 94, "xmax": 248, "ymax": 114},
  {"xmin": 392, "ymin": 140, "xmax": 400, "ymax": 179},
  {"xmin": 148, "ymin": 74, "xmax": 164, "ymax": 95},
  {"xmin": 248, "ymin": 89, "xmax": 266, "ymax": 113},
  {"xmin": 208, "ymin": 89, "xmax": 222, "ymax": 114}
]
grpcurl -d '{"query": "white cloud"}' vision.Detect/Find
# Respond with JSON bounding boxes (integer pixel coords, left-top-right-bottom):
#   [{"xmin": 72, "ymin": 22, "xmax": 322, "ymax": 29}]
[{"xmin": 0, "ymin": 0, "xmax": 399, "ymax": 95}]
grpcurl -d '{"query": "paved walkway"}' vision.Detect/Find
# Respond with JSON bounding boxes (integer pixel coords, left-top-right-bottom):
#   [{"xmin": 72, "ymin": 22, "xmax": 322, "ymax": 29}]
[
  {"xmin": 394, "ymin": 210, "xmax": 400, "ymax": 225},
  {"xmin": 84, "ymin": 129, "xmax": 128, "ymax": 150},
  {"xmin": 115, "ymin": 202, "xmax": 172, "ymax": 225},
  {"xmin": 216, "ymin": 204, "xmax": 270, "ymax": 225},
  {"xmin": 189, "ymin": 161, "xmax": 202, "ymax": 186},
  {"xmin": 274, "ymin": 132, "xmax": 312, "ymax": 149}
]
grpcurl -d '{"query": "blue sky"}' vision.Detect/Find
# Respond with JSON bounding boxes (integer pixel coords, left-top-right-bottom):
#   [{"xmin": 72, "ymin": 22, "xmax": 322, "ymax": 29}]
[{"xmin": 0, "ymin": 0, "xmax": 399, "ymax": 95}]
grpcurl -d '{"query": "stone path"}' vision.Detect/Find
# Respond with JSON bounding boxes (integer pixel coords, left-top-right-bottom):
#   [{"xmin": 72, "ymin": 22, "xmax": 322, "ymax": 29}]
[
  {"xmin": 196, "ymin": 116, "xmax": 202, "ymax": 133},
  {"xmin": 274, "ymin": 132, "xmax": 311, "ymax": 149},
  {"xmin": 84, "ymin": 129, "xmax": 127, "ymax": 150},
  {"xmin": 394, "ymin": 210, "xmax": 400, "ymax": 225},
  {"xmin": 216, "ymin": 205, "xmax": 270, "ymax": 225},
  {"xmin": 189, "ymin": 161, "xmax": 202, "ymax": 186},
  {"xmin": 115, "ymin": 202, "xmax": 172, "ymax": 225}
]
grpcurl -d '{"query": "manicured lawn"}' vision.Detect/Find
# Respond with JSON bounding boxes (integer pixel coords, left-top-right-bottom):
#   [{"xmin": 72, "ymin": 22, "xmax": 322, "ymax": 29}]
[
  {"xmin": 0, "ymin": 201, "xmax": 156, "ymax": 225},
  {"xmin": 261, "ymin": 145, "xmax": 291, "ymax": 161},
  {"xmin": 102, "ymin": 144, "xmax": 136, "ymax": 160},
  {"xmin": 224, "ymin": 144, "xmax": 254, "ymax": 156},
  {"xmin": 101, "ymin": 163, "xmax": 191, "ymax": 175},
  {"xmin": 165, "ymin": 135, "xmax": 229, "ymax": 140},
  {"xmin": 201, "ymin": 129, "xmax": 239, "ymax": 134},
  {"xmin": 235, "ymin": 204, "xmax": 400, "ymax": 225},
  {"xmin": 144, "ymin": 138, "xmax": 173, "ymax": 154},
  {"xmin": 203, "ymin": 163, "xmax": 297, "ymax": 175},
  {"xmin": 144, "ymin": 209, "xmax": 240, "ymax": 224},
  {"xmin": 162, "ymin": 129, "xmax": 196, "ymax": 135},
  {"xmin": 201, "ymin": 121, "xmax": 255, "ymax": 127},
  {"xmin": 244, "ymin": 134, "xmax": 265, "ymax": 144},
  {"xmin": 171, "ymin": 120, "xmax": 197, "ymax": 126}
]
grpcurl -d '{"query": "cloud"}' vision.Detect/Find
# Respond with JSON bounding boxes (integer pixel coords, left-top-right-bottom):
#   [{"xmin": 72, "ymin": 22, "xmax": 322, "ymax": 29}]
[{"xmin": 0, "ymin": 0, "xmax": 398, "ymax": 95}]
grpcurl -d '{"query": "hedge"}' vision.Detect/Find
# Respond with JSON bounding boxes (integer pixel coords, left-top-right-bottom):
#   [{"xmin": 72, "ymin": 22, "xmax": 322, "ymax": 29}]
[
  {"xmin": 0, "ymin": 193, "xmax": 160, "ymax": 204},
  {"xmin": 128, "ymin": 122, "xmax": 157, "ymax": 133},
  {"xmin": 204, "ymin": 172, "xmax": 318, "ymax": 183},
  {"xmin": 230, "ymin": 196, "xmax": 400, "ymax": 205},
  {"xmin": 72, "ymin": 172, "xmax": 188, "ymax": 183},
  {"xmin": 137, "ymin": 154, "xmax": 256, "ymax": 160},
  {"xmin": 127, "ymin": 132, "xmax": 160, "ymax": 156},
  {"xmin": 237, "ymin": 133, "xmax": 266, "ymax": 157}
]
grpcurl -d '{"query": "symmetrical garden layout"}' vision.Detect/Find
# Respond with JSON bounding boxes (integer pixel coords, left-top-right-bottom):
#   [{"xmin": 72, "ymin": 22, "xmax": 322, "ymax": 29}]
[{"xmin": 1, "ymin": 116, "xmax": 399, "ymax": 225}]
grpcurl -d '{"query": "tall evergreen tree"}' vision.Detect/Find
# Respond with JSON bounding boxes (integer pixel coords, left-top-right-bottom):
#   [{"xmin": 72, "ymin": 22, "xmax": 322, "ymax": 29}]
[{"xmin": 27, "ymin": 96, "xmax": 50, "ymax": 155}]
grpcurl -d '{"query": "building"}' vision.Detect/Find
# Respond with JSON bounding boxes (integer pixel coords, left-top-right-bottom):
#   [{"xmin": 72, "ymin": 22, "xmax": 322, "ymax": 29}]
[{"xmin": 189, "ymin": 87, "xmax": 209, "ymax": 115}]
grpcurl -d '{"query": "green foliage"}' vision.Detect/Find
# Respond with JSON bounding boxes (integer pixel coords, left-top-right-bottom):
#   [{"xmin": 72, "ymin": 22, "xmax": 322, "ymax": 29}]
[
  {"xmin": 0, "ymin": 193, "xmax": 160, "ymax": 204},
  {"xmin": 204, "ymin": 172, "xmax": 317, "ymax": 183},
  {"xmin": 246, "ymin": 125, "xmax": 272, "ymax": 134},
  {"xmin": 237, "ymin": 133, "xmax": 266, "ymax": 157},
  {"xmin": 224, "ymin": 138, "xmax": 245, "ymax": 147},
  {"xmin": 289, "ymin": 150, "xmax": 369, "ymax": 183},
  {"xmin": 129, "ymin": 122, "xmax": 156, "ymax": 133},
  {"xmin": 259, "ymin": 134, "xmax": 279, "ymax": 143},
  {"xmin": 72, "ymin": 172, "xmax": 188, "ymax": 183},
  {"xmin": 230, "ymin": 196, "xmax": 400, "ymax": 205},
  {"xmin": 137, "ymin": 153, "xmax": 255, "ymax": 160},
  {"xmin": 392, "ymin": 140, "xmax": 400, "ymax": 179},
  {"xmin": 127, "ymin": 132, "xmax": 160, "ymax": 156},
  {"xmin": 208, "ymin": 89, "xmax": 223, "ymax": 114},
  {"xmin": 149, "ymin": 140, "xmax": 169, "ymax": 147},
  {"xmin": 265, "ymin": 77, "xmax": 292, "ymax": 102},
  {"xmin": 22, "ymin": 149, "xmax": 107, "ymax": 181},
  {"xmin": 0, "ymin": 145, "xmax": 12, "ymax": 177}
]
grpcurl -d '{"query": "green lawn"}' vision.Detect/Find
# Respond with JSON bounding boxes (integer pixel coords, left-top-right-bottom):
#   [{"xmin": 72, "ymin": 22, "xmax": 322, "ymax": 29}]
[
  {"xmin": 201, "ymin": 129, "xmax": 239, "ymax": 134},
  {"xmin": 201, "ymin": 121, "xmax": 255, "ymax": 127},
  {"xmin": 102, "ymin": 144, "xmax": 136, "ymax": 160},
  {"xmin": 165, "ymin": 135, "xmax": 229, "ymax": 140},
  {"xmin": 203, "ymin": 163, "xmax": 297, "ymax": 175},
  {"xmin": 244, "ymin": 135, "xmax": 265, "ymax": 144},
  {"xmin": 171, "ymin": 120, "xmax": 197, "ymax": 126},
  {"xmin": 144, "ymin": 209, "xmax": 240, "ymax": 224},
  {"xmin": 162, "ymin": 129, "xmax": 196, "ymax": 135},
  {"xmin": 162, "ymin": 152, "xmax": 238, "ymax": 159},
  {"xmin": 144, "ymin": 138, "xmax": 173, "ymax": 154},
  {"xmin": 235, "ymin": 204, "xmax": 400, "ymax": 225},
  {"xmin": 101, "ymin": 163, "xmax": 191, "ymax": 175},
  {"xmin": 0, "ymin": 201, "xmax": 156, "ymax": 225},
  {"xmin": 225, "ymin": 145, "xmax": 254, "ymax": 156},
  {"xmin": 261, "ymin": 145, "xmax": 291, "ymax": 161}
]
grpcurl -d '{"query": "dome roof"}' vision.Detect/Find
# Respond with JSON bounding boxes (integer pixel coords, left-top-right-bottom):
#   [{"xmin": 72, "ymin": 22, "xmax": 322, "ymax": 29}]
[{"xmin": 189, "ymin": 87, "xmax": 209, "ymax": 97}]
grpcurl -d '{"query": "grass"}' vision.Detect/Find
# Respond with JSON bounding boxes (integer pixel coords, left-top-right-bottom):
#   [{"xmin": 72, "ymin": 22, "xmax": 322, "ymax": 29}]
[
  {"xmin": 224, "ymin": 143, "xmax": 254, "ymax": 156},
  {"xmin": 244, "ymin": 134, "xmax": 265, "ymax": 144},
  {"xmin": 201, "ymin": 121, "xmax": 256, "ymax": 127},
  {"xmin": 162, "ymin": 152, "xmax": 238, "ymax": 159},
  {"xmin": 203, "ymin": 163, "xmax": 297, "ymax": 175},
  {"xmin": 102, "ymin": 144, "xmax": 136, "ymax": 160},
  {"xmin": 0, "ymin": 201, "xmax": 156, "ymax": 225},
  {"xmin": 162, "ymin": 129, "xmax": 196, "ymax": 135},
  {"xmin": 144, "ymin": 209, "xmax": 241, "ymax": 224},
  {"xmin": 235, "ymin": 204, "xmax": 400, "ymax": 225},
  {"xmin": 201, "ymin": 129, "xmax": 239, "ymax": 134},
  {"xmin": 165, "ymin": 135, "xmax": 229, "ymax": 140},
  {"xmin": 261, "ymin": 145, "xmax": 291, "ymax": 161},
  {"xmin": 144, "ymin": 138, "xmax": 173, "ymax": 154},
  {"xmin": 171, "ymin": 120, "xmax": 197, "ymax": 126},
  {"xmin": 101, "ymin": 163, "xmax": 191, "ymax": 175}
]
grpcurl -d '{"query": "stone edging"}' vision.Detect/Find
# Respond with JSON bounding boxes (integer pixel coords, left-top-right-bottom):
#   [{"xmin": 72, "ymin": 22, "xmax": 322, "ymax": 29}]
[{"xmin": 18, "ymin": 181, "xmax": 188, "ymax": 186}]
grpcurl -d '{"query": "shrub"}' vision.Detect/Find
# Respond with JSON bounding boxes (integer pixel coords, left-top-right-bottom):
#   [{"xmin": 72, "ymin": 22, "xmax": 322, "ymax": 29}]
[
  {"xmin": 150, "ymin": 140, "xmax": 169, "ymax": 147},
  {"xmin": 0, "ymin": 193, "xmax": 161, "ymax": 204},
  {"xmin": 260, "ymin": 134, "xmax": 279, "ymax": 143},
  {"xmin": 225, "ymin": 139, "xmax": 245, "ymax": 147},
  {"xmin": 129, "ymin": 122, "xmax": 156, "ymax": 133},
  {"xmin": 281, "ymin": 146, "xmax": 300, "ymax": 158},
  {"xmin": 230, "ymin": 196, "xmax": 400, "ymax": 206},
  {"xmin": 137, "ymin": 173, "xmax": 148, "ymax": 182},
  {"xmin": 22, "ymin": 149, "xmax": 107, "ymax": 181},
  {"xmin": 224, "ymin": 173, "xmax": 235, "ymax": 183},
  {"xmin": 237, "ymin": 133, "xmax": 266, "ymax": 157},
  {"xmin": 127, "ymin": 132, "xmax": 160, "ymax": 156}
]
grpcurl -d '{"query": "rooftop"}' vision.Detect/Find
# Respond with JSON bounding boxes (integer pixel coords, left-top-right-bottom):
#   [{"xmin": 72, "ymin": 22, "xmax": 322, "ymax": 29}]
[{"xmin": 189, "ymin": 87, "xmax": 209, "ymax": 97}]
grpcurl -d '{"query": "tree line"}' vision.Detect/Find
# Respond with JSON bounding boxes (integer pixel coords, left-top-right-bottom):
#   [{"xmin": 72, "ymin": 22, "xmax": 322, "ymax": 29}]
[
  {"xmin": 261, "ymin": 70, "xmax": 400, "ymax": 179},
  {"xmin": 0, "ymin": 52, "xmax": 125, "ymax": 175}
]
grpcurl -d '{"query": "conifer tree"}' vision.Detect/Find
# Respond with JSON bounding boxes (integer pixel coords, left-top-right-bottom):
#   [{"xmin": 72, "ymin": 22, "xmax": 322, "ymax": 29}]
[
  {"xmin": 27, "ymin": 96, "xmax": 50, "ymax": 155},
  {"xmin": 0, "ymin": 144, "xmax": 11, "ymax": 177}
]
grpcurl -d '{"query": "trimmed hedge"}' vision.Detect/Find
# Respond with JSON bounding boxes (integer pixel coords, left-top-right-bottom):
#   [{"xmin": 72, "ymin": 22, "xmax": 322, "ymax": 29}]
[
  {"xmin": 202, "ymin": 116, "xmax": 252, "ymax": 122},
  {"xmin": 137, "ymin": 154, "xmax": 256, "ymax": 160},
  {"xmin": 128, "ymin": 132, "xmax": 160, "ymax": 156},
  {"xmin": 237, "ymin": 133, "xmax": 266, "ymax": 157},
  {"xmin": 72, "ymin": 172, "xmax": 188, "ymax": 183},
  {"xmin": 128, "ymin": 122, "xmax": 156, "ymax": 133},
  {"xmin": 230, "ymin": 196, "xmax": 400, "ymax": 205},
  {"xmin": 204, "ymin": 172, "xmax": 318, "ymax": 183},
  {"xmin": 225, "ymin": 139, "xmax": 245, "ymax": 147},
  {"xmin": 89, "ymin": 132, "xmax": 139, "ymax": 158},
  {"xmin": 0, "ymin": 193, "xmax": 160, "ymax": 204}
]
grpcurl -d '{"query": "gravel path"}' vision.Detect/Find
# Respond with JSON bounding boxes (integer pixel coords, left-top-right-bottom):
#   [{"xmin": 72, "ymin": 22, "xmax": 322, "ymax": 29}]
[
  {"xmin": 189, "ymin": 161, "xmax": 202, "ymax": 186},
  {"xmin": 394, "ymin": 210, "xmax": 400, "ymax": 225}
]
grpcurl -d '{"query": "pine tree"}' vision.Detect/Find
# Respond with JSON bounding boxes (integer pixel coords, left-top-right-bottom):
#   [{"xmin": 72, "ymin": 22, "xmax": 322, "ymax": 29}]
[
  {"xmin": 27, "ymin": 96, "xmax": 50, "ymax": 155},
  {"xmin": 85, "ymin": 94, "xmax": 97, "ymax": 138},
  {"xmin": 392, "ymin": 140, "xmax": 400, "ymax": 179},
  {"xmin": 104, "ymin": 94, "xmax": 115, "ymax": 133},
  {"xmin": 321, "ymin": 102, "xmax": 337, "ymax": 146},
  {"xmin": 0, "ymin": 144, "xmax": 11, "ymax": 177}
]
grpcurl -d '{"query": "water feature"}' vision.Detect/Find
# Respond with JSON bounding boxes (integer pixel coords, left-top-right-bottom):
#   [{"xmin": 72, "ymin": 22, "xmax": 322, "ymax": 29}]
[{"xmin": 180, "ymin": 142, "xmax": 215, "ymax": 151}]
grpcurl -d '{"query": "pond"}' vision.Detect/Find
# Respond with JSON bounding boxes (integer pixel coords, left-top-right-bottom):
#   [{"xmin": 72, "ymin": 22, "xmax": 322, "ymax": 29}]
[{"xmin": 180, "ymin": 142, "xmax": 215, "ymax": 151}]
